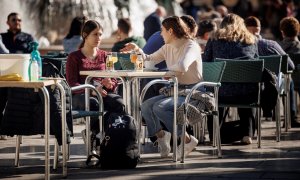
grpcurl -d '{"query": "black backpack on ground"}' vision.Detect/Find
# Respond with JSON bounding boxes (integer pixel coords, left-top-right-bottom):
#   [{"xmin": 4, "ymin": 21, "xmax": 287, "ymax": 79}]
[{"xmin": 87, "ymin": 112, "xmax": 140, "ymax": 169}]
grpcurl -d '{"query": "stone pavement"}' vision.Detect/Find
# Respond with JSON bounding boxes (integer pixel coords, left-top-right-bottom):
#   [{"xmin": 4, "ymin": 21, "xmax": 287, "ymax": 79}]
[{"xmin": 0, "ymin": 118, "xmax": 300, "ymax": 180}]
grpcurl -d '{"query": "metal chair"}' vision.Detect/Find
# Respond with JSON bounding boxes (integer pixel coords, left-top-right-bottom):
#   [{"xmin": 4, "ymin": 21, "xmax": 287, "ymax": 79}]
[
  {"xmin": 179, "ymin": 61, "xmax": 226, "ymax": 162},
  {"xmin": 281, "ymin": 55, "xmax": 293, "ymax": 131},
  {"xmin": 214, "ymin": 59, "xmax": 264, "ymax": 148},
  {"xmin": 53, "ymin": 84, "xmax": 103, "ymax": 170},
  {"xmin": 140, "ymin": 61, "xmax": 225, "ymax": 162},
  {"xmin": 259, "ymin": 55, "xmax": 282, "ymax": 142},
  {"xmin": 287, "ymin": 53, "xmax": 300, "ymax": 119}
]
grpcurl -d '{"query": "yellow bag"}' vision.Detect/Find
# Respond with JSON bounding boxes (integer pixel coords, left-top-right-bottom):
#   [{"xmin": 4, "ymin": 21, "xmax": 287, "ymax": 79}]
[{"xmin": 0, "ymin": 73, "xmax": 23, "ymax": 81}]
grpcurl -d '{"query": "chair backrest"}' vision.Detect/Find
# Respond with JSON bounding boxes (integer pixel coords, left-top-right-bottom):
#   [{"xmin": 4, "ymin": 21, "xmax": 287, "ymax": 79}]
[
  {"xmin": 42, "ymin": 55, "xmax": 67, "ymax": 77},
  {"xmin": 259, "ymin": 55, "xmax": 282, "ymax": 75},
  {"xmin": 280, "ymin": 54, "xmax": 289, "ymax": 74},
  {"xmin": 288, "ymin": 53, "xmax": 300, "ymax": 90},
  {"xmin": 214, "ymin": 58, "xmax": 264, "ymax": 83},
  {"xmin": 203, "ymin": 61, "xmax": 226, "ymax": 83}
]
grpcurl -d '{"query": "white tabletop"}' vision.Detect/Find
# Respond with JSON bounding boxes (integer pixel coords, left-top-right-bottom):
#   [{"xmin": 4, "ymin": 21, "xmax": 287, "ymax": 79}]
[
  {"xmin": 0, "ymin": 80, "xmax": 60, "ymax": 88},
  {"xmin": 80, "ymin": 70, "xmax": 176, "ymax": 78}
]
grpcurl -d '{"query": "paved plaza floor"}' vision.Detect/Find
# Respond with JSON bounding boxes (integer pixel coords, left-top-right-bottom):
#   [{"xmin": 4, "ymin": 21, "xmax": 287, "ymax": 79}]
[{"xmin": 0, "ymin": 117, "xmax": 300, "ymax": 180}]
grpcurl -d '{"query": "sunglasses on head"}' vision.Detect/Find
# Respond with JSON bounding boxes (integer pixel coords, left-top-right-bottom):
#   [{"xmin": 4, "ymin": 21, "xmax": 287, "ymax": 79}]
[{"xmin": 12, "ymin": 18, "xmax": 21, "ymax": 22}]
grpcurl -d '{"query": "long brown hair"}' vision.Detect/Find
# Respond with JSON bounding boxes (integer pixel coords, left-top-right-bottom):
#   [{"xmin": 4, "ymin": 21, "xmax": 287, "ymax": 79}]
[
  {"xmin": 162, "ymin": 16, "xmax": 191, "ymax": 39},
  {"xmin": 211, "ymin": 13, "xmax": 256, "ymax": 44},
  {"xmin": 180, "ymin": 15, "xmax": 198, "ymax": 38},
  {"xmin": 79, "ymin": 20, "xmax": 103, "ymax": 48}
]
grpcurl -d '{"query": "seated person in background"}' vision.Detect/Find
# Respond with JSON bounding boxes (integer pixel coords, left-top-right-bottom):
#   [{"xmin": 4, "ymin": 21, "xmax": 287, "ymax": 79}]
[
  {"xmin": 143, "ymin": 6, "xmax": 167, "ymax": 41},
  {"xmin": 279, "ymin": 16, "xmax": 300, "ymax": 125},
  {"xmin": 66, "ymin": 20, "xmax": 125, "ymax": 147},
  {"xmin": 121, "ymin": 16, "xmax": 201, "ymax": 158},
  {"xmin": 197, "ymin": 20, "xmax": 217, "ymax": 52},
  {"xmin": 1, "ymin": 12, "xmax": 34, "ymax": 53},
  {"xmin": 111, "ymin": 18, "xmax": 146, "ymax": 70},
  {"xmin": 203, "ymin": 14, "xmax": 259, "ymax": 145},
  {"xmin": 245, "ymin": 16, "xmax": 298, "ymax": 124},
  {"xmin": 142, "ymin": 31, "xmax": 166, "ymax": 70},
  {"xmin": 280, "ymin": 17, "xmax": 300, "ymax": 54},
  {"xmin": 63, "ymin": 16, "xmax": 88, "ymax": 54},
  {"xmin": 245, "ymin": 15, "xmax": 294, "ymax": 69}
]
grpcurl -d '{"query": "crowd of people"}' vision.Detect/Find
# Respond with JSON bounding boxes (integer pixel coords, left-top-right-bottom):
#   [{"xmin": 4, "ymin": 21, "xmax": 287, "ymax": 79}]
[{"xmin": 1, "ymin": 1, "xmax": 300, "ymax": 161}]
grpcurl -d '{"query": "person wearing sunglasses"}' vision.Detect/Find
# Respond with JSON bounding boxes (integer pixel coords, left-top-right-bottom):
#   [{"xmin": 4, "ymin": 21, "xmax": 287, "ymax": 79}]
[{"xmin": 1, "ymin": 12, "xmax": 34, "ymax": 53}]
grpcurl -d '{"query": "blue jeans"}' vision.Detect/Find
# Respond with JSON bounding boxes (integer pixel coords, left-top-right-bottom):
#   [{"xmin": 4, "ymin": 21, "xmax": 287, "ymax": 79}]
[{"xmin": 141, "ymin": 95, "xmax": 186, "ymax": 137}]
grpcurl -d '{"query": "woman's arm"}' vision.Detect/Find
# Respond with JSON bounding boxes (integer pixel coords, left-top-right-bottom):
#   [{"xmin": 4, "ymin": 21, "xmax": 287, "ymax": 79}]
[{"xmin": 120, "ymin": 42, "xmax": 165, "ymax": 63}]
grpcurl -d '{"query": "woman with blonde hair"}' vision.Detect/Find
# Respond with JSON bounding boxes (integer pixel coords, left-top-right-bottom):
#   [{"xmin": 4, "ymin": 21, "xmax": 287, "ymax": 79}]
[
  {"xmin": 204, "ymin": 13, "xmax": 258, "ymax": 61},
  {"xmin": 203, "ymin": 13, "xmax": 259, "ymax": 145}
]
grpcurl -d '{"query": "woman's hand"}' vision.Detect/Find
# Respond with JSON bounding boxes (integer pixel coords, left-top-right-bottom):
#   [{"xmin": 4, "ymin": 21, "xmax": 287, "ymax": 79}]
[
  {"xmin": 101, "ymin": 78, "xmax": 114, "ymax": 90},
  {"xmin": 92, "ymin": 85, "xmax": 108, "ymax": 97},
  {"xmin": 120, "ymin": 42, "xmax": 139, "ymax": 53},
  {"xmin": 99, "ymin": 89, "xmax": 108, "ymax": 97}
]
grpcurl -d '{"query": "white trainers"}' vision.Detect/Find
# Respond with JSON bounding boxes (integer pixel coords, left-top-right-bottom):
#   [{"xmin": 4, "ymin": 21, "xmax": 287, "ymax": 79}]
[
  {"xmin": 241, "ymin": 136, "xmax": 252, "ymax": 145},
  {"xmin": 157, "ymin": 131, "xmax": 171, "ymax": 158},
  {"xmin": 177, "ymin": 135, "xmax": 198, "ymax": 158}
]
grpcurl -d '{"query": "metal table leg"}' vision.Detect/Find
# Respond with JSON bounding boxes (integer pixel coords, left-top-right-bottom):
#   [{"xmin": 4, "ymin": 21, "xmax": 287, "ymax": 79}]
[
  {"xmin": 40, "ymin": 87, "xmax": 50, "ymax": 180},
  {"xmin": 55, "ymin": 83, "xmax": 67, "ymax": 178}
]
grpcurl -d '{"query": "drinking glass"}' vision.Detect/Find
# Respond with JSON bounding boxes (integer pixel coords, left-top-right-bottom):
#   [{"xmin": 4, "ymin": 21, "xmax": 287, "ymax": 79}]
[
  {"xmin": 105, "ymin": 54, "xmax": 113, "ymax": 71},
  {"xmin": 130, "ymin": 51, "xmax": 138, "ymax": 64},
  {"xmin": 111, "ymin": 52, "xmax": 118, "ymax": 70}
]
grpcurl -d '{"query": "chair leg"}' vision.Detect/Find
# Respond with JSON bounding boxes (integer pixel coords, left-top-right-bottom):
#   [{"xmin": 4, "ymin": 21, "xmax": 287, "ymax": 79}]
[
  {"xmin": 14, "ymin": 135, "xmax": 21, "ymax": 167},
  {"xmin": 67, "ymin": 144, "xmax": 70, "ymax": 160},
  {"xmin": 199, "ymin": 117, "xmax": 206, "ymax": 143},
  {"xmin": 284, "ymin": 75, "xmax": 291, "ymax": 131},
  {"xmin": 213, "ymin": 115, "xmax": 222, "ymax": 158},
  {"xmin": 286, "ymin": 82, "xmax": 291, "ymax": 130},
  {"xmin": 53, "ymin": 140, "xmax": 59, "ymax": 170},
  {"xmin": 257, "ymin": 107, "xmax": 262, "ymax": 148},
  {"xmin": 275, "ymin": 97, "xmax": 281, "ymax": 142},
  {"xmin": 141, "ymin": 126, "xmax": 146, "ymax": 145},
  {"xmin": 180, "ymin": 123, "xmax": 186, "ymax": 163}
]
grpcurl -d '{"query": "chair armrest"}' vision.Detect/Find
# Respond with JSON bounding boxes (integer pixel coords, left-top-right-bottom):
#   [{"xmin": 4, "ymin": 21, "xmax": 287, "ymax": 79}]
[
  {"xmin": 139, "ymin": 79, "xmax": 171, "ymax": 106},
  {"xmin": 70, "ymin": 84, "xmax": 103, "ymax": 112},
  {"xmin": 184, "ymin": 81, "xmax": 221, "ymax": 105}
]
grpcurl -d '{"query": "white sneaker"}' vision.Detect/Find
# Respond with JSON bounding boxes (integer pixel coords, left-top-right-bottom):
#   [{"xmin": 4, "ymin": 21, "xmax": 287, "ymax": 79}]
[
  {"xmin": 157, "ymin": 131, "xmax": 171, "ymax": 158},
  {"xmin": 241, "ymin": 136, "xmax": 252, "ymax": 145},
  {"xmin": 177, "ymin": 135, "xmax": 198, "ymax": 158}
]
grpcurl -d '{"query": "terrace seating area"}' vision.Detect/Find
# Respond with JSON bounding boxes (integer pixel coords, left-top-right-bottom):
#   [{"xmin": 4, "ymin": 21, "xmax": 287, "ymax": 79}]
[{"xmin": 0, "ymin": 116, "xmax": 300, "ymax": 179}]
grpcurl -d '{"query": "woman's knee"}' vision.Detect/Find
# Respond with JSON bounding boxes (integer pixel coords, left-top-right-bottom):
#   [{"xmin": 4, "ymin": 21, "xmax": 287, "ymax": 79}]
[
  {"xmin": 141, "ymin": 96, "xmax": 161, "ymax": 112},
  {"xmin": 153, "ymin": 103, "xmax": 165, "ymax": 115}
]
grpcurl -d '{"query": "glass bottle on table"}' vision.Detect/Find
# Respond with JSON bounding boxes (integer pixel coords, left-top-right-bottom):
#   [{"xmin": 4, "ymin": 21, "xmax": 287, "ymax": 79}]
[
  {"xmin": 105, "ymin": 53, "xmax": 113, "ymax": 71},
  {"xmin": 111, "ymin": 52, "xmax": 118, "ymax": 71},
  {"xmin": 136, "ymin": 53, "xmax": 143, "ymax": 72}
]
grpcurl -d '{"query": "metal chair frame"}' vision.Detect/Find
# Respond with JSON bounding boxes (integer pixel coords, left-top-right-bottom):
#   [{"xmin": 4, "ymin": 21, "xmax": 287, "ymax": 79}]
[
  {"xmin": 215, "ymin": 59, "xmax": 264, "ymax": 148},
  {"xmin": 139, "ymin": 61, "xmax": 226, "ymax": 163},
  {"xmin": 259, "ymin": 55, "xmax": 282, "ymax": 142}
]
